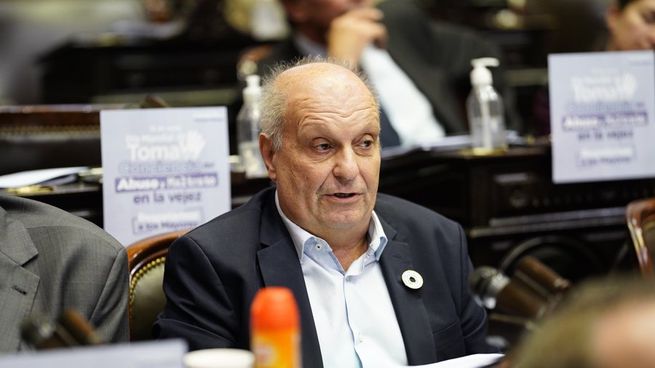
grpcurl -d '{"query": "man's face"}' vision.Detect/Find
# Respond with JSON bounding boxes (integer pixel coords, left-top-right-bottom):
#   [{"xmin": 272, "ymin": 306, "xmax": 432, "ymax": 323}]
[
  {"xmin": 262, "ymin": 64, "xmax": 381, "ymax": 238},
  {"xmin": 607, "ymin": 0, "xmax": 655, "ymax": 50}
]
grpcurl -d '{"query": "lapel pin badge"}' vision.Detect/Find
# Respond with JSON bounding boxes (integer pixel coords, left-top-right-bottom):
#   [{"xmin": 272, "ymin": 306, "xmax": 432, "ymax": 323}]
[{"xmin": 402, "ymin": 270, "xmax": 423, "ymax": 290}]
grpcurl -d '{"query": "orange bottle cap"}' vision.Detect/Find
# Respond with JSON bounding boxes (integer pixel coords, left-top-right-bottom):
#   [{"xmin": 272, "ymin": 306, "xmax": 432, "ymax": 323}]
[{"xmin": 251, "ymin": 287, "xmax": 300, "ymax": 330}]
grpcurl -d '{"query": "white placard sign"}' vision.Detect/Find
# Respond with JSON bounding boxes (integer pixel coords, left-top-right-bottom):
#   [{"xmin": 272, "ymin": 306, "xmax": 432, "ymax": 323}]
[
  {"xmin": 101, "ymin": 107, "xmax": 231, "ymax": 245},
  {"xmin": 549, "ymin": 50, "xmax": 655, "ymax": 183}
]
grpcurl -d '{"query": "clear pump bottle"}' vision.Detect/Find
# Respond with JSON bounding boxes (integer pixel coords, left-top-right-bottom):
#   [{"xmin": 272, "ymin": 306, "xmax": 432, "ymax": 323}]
[
  {"xmin": 237, "ymin": 74, "xmax": 268, "ymax": 178},
  {"xmin": 466, "ymin": 57, "xmax": 507, "ymax": 154}
]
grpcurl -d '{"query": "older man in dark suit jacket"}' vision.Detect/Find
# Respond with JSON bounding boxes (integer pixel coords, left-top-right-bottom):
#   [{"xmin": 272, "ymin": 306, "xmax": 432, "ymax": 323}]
[
  {"xmin": 155, "ymin": 59, "xmax": 495, "ymax": 367},
  {"xmin": 0, "ymin": 194, "xmax": 129, "ymax": 351}
]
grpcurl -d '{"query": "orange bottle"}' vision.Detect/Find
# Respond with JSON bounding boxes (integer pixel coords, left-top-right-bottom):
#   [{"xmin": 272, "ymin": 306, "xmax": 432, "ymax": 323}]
[{"xmin": 250, "ymin": 287, "xmax": 301, "ymax": 368}]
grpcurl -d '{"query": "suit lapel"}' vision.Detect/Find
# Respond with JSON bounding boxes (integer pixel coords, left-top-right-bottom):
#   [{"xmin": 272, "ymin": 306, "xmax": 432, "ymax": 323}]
[
  {"xmin": 256, "ymin": 196, "xmax": 323, "ymax": 368},
  {"xmin": 385, "ymin": 29, "xmax": 467, "ymax": 134},
  {"xmin": 379, "ymin": 218, "xmax": 437, "ymax": 365},
  {"xmin": 0, "ymin": 206, "xmax": 39, "ymax": 351}
]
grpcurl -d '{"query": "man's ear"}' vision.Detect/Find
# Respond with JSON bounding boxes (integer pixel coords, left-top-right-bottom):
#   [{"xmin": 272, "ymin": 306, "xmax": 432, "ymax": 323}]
[
  {"xmin": 259, "ymin": 133, "xmax": 277, "ymax": 182},
  {"xmin": 605, "ymin": 4, "xmax": 620, "ymax": 34}
]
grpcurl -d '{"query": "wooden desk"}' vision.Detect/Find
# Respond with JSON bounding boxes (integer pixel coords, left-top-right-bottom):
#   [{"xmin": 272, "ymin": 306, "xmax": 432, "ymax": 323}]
[
  {"xmin": 380, "ymin": 144, "xmax": 653, "ymax": 280},
  {"xmin": 3, "ymin": 172, "xmax": 271, "ymax": 228},
  {"xmin": 5, "ymin": 141, "xmax": 652, "ymax": 280}
]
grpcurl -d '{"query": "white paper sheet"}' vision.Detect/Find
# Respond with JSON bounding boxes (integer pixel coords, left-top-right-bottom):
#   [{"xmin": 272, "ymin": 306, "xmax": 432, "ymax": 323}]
[
  {"xmin": 0, "ymin": 167, "xmax": 88, "ymax": 188},
  {"xmin": 409, "ymin": 353, "xmax": 504, "ymax": 368}
]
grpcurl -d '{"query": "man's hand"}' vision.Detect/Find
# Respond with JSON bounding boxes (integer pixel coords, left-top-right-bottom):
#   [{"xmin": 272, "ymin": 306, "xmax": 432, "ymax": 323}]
[{"xmin": 327, "ymin": 7, "xmax": 387, "ymax": 66}]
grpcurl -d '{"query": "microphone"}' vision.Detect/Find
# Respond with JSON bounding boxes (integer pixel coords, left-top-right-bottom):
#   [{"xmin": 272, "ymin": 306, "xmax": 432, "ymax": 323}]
[
  {"xmin": 21, "ymin": 309, "xmax": 102, "ymax": 350},
  {"xmin": 512, "ymin": 256, "xmax": 571, "ymax": 299},
  {"xmin": 56, "ymin": 309, "xmax": 102, "ymax": 346},
  {"xmin": 21, "ymin": 314, "xmax": 78, "ymax": 350},
  {"xmin": 469, "ymin": 266, "xmax": 546, "ymax": 320}
]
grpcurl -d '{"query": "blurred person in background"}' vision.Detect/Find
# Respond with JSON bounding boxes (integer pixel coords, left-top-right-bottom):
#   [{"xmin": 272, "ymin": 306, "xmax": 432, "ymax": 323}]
[
  {"xmin": 252, "ymin": 0, "xmax": 521, "ymax": 148},
  {"xmin": 605, "ymin": 0, "xmax": 655, "ymax": 51},
  {"xmin": 532, "ymin": 0, "xmax": 655, "ymax": 136},
  {"xmin": 508, "ymin": 274, "xmax": 655, "ymax": 368},
  {"xmin": 0, "ymin": 194, "xmax": 129, "ymax": 352}
]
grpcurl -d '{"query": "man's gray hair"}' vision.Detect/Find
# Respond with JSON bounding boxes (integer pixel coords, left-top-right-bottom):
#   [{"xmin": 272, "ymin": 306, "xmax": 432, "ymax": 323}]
[{"xmin": 260, "ymin": 56, "xmax": 380, "ymax": 151}]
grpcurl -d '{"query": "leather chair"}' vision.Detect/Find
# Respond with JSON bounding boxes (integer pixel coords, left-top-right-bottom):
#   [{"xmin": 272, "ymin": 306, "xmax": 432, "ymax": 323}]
[
  {"xmin": 626, "ymin": 198, "xmax": 655, "ymax": 276},
  {"xmin": 126, "ymin": 229, "xmax": 188, "ymax": 340}
]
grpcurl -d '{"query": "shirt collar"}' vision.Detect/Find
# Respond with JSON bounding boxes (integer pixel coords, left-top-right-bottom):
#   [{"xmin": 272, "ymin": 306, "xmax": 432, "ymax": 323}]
[
  {"xmin": 275, "ymin": 190, "xmax": 388, "ymax": 260},
  {"xmin": 293, "ymin": 32, "xmax": 328, "ymax": 58}
]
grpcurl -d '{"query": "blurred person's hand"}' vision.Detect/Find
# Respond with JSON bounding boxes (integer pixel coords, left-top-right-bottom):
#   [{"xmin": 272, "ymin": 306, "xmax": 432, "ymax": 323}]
[{"xmin": 327, "ymin": 7, "xmax": 387, "ymax": 66}]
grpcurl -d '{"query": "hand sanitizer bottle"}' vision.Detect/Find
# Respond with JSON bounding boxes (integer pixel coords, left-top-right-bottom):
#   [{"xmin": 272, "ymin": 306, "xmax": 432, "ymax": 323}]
[
  {"xmin": 467, "ymin": 57, "xmax": 507, "ymax": 154},
  {"xmin": 237, "ymin": 74, "xmax": 268, "ymax": 178}
]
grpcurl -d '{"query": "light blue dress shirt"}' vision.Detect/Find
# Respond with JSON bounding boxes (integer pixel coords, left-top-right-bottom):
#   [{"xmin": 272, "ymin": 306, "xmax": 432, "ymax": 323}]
[{"xmin": 275, "ymin": 192, "xmax": 408, "ymax": 368}]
